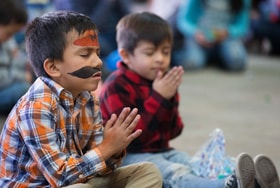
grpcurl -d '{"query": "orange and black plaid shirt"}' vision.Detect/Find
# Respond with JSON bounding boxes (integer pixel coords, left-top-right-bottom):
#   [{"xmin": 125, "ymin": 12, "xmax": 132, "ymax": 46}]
[{"xmin": 0, "ymin": 76, "xmax": 123, "ymax": 187}]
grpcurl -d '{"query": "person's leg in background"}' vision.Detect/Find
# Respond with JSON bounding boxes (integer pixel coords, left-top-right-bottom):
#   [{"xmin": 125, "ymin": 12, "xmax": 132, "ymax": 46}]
[
  {"xmin": 173, "ymin": 37, "xmax": 207, "ymax": 70},
  {"xmin": 219, "ymin": 39, "xmax": 247, "ymax": 71},
  {"xmin": 122, "ymin": 151, "xmax": 226, "ymax": 188},
  {"xmin": 253, "ymin": 18, "xmax": 280, "ymax": 55}
]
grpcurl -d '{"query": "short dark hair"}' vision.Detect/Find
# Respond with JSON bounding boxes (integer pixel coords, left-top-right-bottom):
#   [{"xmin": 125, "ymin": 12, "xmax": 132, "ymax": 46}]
[
  {"xmin": 0, "ymin": 0, "xmax": 28, "ymax": 26},
  {"xmin": 25, "ymin": 11, "xmax": 98, "ymax": 78},
  {"xmin": 116, "ymin": 12, "xmax": 173, "ymax": 54}
]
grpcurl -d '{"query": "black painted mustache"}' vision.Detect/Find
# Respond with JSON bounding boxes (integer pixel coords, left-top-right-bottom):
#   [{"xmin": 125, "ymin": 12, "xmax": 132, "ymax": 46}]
[{"xmin": 68, "ymin": 66, "xmax": 101, "ymax": 79}]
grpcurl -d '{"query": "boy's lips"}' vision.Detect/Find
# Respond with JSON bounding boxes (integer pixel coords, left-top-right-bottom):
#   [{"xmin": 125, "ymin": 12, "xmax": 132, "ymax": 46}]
[
  {"xmin": 153, "ymin": 68, "xmax": 165, "ymax": 73},
  {"xmin": 92, "ymin": 72, "xmax": 102, "ymax": 78}
]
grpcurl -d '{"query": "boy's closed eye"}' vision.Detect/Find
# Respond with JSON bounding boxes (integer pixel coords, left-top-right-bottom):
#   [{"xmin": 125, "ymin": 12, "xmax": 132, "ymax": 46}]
[
  {"xmin": 80, "ymin": 53, "xmax": 90, "ymax": 58},
  {"xmin": 142, "ymin": 49, "xmax": 155, "ymax": 56},
  {"xmin": 162, "ymin": 50, "xmax": 171, "ymax": 56},
  {"xmin": 144, "ymin": 52, "xmax": 154, "ymax": 56},
  {"xmin": 78, "ymin": 48, "xmax": 100, "ymax": 58}
]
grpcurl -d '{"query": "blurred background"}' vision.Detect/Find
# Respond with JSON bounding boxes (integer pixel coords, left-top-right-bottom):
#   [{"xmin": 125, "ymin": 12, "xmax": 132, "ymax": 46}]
[{"xmin": 1, "ymin": 0, "xmax": 280, "ymax": 175}]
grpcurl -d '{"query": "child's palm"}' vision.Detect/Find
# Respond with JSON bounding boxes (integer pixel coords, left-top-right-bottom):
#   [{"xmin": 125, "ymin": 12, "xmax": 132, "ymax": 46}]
[
  {"xmin": 100, "ymin": 108, "xmax": 142, "ymax": 159},
  {"xmin": 153, "ymin": 66, "xmax": 184, "ymax": 99}
]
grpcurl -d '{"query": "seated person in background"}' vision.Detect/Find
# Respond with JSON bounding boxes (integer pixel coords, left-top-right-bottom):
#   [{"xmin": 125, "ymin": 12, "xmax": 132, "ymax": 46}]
[
  {"xmin": 0, "ymin": 10, "xmax": 162, "ymax": 188},
  {"xmin": 175, "ymin": 0, "xmax": 251, "ymax": 71},
  {"xmin": 99, "ymin": 12, "xmax": 280, "ymax": 188},
  {"xmin": 250, "ymin": 0, "xmax": 280, "ymax": 55},
  {"xmin": 0, "ymin": 0, "xmax": 32, "ymax": 114}
]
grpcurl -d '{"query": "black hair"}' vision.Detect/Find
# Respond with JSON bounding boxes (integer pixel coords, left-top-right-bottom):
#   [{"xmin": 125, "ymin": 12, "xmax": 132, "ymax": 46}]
[
  {"xmin": 0, "ymin": 0, "xmax": 28, "ymax": 25},
  {"xmin": 230, "ymin": 0, "xmax": 243, "ymax": 13},
  {"xmin": 25, "ymin": 11, "xmax": 98, "ymax": 78},
  {"xmin": 116, "ymin": 12, "xmax": 173, "ymax": 54}
]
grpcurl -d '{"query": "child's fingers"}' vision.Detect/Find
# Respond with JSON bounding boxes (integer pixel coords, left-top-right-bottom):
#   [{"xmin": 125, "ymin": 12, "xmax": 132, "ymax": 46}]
[
  {"xmin": 126, "ymin": 114, "xmax": 141, "ymax": 132},
  {"xmin": 154, "ymin": 71, "xmax": 163, "ymax": 82},
  {"xmin": 113, "ymin": 107, "xmax": 139, "ymax": 130},
  {"xmin": 164, "ymin": 67, "xmax": 183, "ymax": 86},
  {"xmin": 165, "ymin": 67, "xmax": 181, "ymax": 80},
  {"xmin": 114, "ymin": 107, "xmax": 131, "ymax": 125},
  {"xmin": 122, "ymin": 108, "xmax": 140, "ymax": 132},
  {"xmin": 121, "ymin": 108, "xmax": 138, "ymax": 129},
  {"xmin": 127, "ymin": 129, "xmax": 142, "ymax": 142},
  {"xmin": 174, "ymin": 68, "xmax": 184, "ymax": 84},
  {"xmin": 104, "ymin": 113, "xmax": 117, "ymax": 130}
]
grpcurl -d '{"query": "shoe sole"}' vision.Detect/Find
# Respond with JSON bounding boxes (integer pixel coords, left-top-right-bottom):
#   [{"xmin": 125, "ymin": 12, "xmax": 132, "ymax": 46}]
[
  {"xmin": 235, "ymin": 153, "xmax": 255, "ymax": 188},
  {"xmin": 254, "ymin": 154, "xmax": 280, "ymax": 188}
]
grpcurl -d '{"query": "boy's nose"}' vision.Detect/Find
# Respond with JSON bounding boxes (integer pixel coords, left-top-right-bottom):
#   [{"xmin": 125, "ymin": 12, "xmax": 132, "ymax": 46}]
[
  {"xmin": 92, "ymin": 54, "xmax": 103, "ymax": 68},
  {"xmin": 155, "ymin": 52, "xmax": 164, "ymax": 63}
]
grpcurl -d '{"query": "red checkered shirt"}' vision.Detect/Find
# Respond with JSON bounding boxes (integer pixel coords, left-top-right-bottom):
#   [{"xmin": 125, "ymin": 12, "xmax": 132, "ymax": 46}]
[{"xmin": 100, "ymin": 62, "xmax": 184, "ymax": 153}]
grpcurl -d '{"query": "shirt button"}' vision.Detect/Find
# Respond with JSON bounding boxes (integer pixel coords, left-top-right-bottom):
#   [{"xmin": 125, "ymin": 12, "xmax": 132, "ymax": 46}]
[{"xmin": 79, "ymin": 174, "xmax": 84, "ymax": 179}]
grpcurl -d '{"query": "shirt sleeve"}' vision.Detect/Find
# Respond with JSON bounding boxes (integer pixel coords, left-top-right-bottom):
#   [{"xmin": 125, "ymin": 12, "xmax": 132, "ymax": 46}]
[
  {"xmin": 177, "ymin": 0, "xmax": 203, "ymax": 37},
  {"xmin": 228, "ymin": 0, "xmax": 251, "ymax": 38}
]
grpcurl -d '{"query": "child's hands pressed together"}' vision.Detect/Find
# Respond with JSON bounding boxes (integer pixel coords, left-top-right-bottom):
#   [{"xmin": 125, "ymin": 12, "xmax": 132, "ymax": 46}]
[
  {"xmin": 152, "ymin": 66, "xmax": 184, "ymax": 100},
  {"xmin": 98, "ymin": 107, "xmax": 142, "ymax": 159}
]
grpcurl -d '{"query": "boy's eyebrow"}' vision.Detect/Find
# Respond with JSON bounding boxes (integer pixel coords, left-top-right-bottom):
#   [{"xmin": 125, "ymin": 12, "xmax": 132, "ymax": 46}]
[
  {"xmin": 141, "ymin": 45, "xmax": 171, "ymax": 51},
  {"xmin": 77, "ymin": 47, "xmax": 94, "ymax": 51}
]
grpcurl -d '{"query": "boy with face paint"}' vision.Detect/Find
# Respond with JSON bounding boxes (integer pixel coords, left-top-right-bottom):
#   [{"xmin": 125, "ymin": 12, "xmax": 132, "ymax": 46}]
[
  {"xmin": 0, "ymin": 11, "xmax": 162, "ymax": 188},
  {"xmin": 0, "ymin": 0, "xmax": 32, "ymax": 114}
]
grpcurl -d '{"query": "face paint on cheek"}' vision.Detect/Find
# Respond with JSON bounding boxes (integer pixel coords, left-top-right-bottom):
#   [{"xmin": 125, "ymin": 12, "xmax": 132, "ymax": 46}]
[
  {"xmin": 68, "ymin": 66, "xmax": 101, "ymax": 79},
  {"xmin": 73, "ymin": 30, "xmax": 99, "ymax": 47}
]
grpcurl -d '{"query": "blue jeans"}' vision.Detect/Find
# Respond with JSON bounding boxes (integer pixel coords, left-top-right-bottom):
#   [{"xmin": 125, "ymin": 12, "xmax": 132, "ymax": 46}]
[
  {"xmin": 173, "ymin": 37, "xmax": 247, "ymax": 71},
  {"xmin": 0, "ymin": 82, "xmax": 30, "ymax": 114},
  {"xmin": 122, "ymin": 150, "xmax": 226, "ymax": 188}
]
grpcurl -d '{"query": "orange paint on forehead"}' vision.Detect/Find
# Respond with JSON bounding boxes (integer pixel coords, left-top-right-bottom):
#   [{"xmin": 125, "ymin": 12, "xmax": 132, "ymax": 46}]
[{"xmin": 73, "ymin": 30, "xmax": 99, "ymax": 46}]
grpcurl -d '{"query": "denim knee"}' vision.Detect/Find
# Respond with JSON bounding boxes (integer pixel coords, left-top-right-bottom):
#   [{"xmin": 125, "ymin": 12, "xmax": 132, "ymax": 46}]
[{"xmin": 220, "ymin": 39, "xmax": 247, "ymax": 71}]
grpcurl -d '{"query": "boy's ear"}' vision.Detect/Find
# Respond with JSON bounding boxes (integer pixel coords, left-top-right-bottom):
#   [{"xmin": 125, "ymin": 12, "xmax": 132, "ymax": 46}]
[
  {"xmin": 118, "ymin": 48, "xmax": 130, "ymax": 64},
  {"xmin": 43, "ymin": 58, "xmax": 61, "ymax": 78}
]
